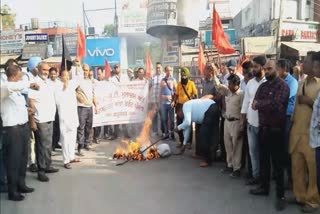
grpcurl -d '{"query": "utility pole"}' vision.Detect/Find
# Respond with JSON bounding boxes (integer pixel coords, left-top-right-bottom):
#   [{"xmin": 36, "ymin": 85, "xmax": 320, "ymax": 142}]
[
  {"xmin": 82, "ymin": 2, "xmax": 87, "ymax": 35},
  {"xmin": 276, "ymin": 0, "xmax": 284, "ymax": 59}
]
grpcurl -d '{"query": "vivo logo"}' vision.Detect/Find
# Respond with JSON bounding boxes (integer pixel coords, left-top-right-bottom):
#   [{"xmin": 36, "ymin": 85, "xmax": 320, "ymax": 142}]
[{"xmin": 88, "ymin": 48, "xmax": 115, "ymax": 57}]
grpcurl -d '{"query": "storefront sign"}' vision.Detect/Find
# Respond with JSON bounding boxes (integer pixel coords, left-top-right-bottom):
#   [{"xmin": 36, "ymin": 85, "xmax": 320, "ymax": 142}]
[
  {"xmin": 281, "ymin": 21, "xmax": 318, "ymax": 42},
  {"xmin": 25, "ymin": 33, "xmax": 48, "ymax": 42},
  {"xmin": 0, "ymin": 30, "xmax": 25, "ymax": 54}
]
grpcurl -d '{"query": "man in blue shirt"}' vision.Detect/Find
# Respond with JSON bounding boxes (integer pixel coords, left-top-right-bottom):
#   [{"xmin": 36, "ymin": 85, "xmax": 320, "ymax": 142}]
[
  {"xmin": 175, "ymin": 99, "xmax": 215, "ymax": 151},
  {"xmin": 276, "ymin": 59, "xmax": 298, "ymax": 188}
]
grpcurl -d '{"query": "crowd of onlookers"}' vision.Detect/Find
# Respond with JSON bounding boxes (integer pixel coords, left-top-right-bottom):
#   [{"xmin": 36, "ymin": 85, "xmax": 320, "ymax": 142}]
[{"xmin": 0, "ymin": 52, "xmax": 319, "ymax": 213}]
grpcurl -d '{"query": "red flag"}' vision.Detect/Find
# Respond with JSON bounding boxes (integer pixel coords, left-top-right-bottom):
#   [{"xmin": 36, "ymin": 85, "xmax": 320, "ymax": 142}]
[
  {"xmin": 145, "ymin": 52, "xmax": 153, "ymax": 79},
  {"xmin": 77, "ymin": 25, "xmax": 86, "ymax": 59},
  {"xmin": 212, "ymin": 7, "xmax": 235, "ymax": 54},
  {"xmin": 198, "ymin": 41, "xmax": 206, "ymax": 76},
  {"xmin": 104, "ymin": 59, "xmax": 111, "ymax": 80}
]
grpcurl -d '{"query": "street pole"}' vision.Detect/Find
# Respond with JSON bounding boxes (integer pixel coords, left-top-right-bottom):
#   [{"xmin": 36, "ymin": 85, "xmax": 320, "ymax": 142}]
[
  {"xmin": 276, "ymin": 0, "xmax": 284, "ymax": 59},
  {"xmin": 82, "ymin": 2, "xmax": 87, "ymax": 35},
  {"xmin": 114, "ymin": 0, "xmax": 118, "ymax": 36}
]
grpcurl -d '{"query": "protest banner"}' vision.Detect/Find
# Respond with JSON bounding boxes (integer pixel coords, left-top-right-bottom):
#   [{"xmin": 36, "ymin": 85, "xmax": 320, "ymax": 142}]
[{"xmin": 93, "ymin": 80, "xmax": 149, "ymax": 127}]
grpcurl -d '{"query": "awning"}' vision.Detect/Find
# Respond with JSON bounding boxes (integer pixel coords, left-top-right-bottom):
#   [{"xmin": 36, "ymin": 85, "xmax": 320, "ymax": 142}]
[
  {"xmin": 0, "ymin": 55, "xmax": 20, "ymax": 65},
  {"xmin": 281, "ymin": 42, "xmax": 320, "ymax": 56}
]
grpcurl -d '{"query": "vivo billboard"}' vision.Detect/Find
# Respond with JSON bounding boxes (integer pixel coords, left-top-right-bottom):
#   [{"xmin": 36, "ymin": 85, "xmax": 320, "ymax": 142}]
[{"xmin": 83, "ymin": 38, "xmax": 120, "ymax": 66}]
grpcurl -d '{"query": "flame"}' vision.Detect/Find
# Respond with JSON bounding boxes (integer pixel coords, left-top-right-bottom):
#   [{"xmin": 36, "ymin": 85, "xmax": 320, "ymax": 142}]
[{"xmin": 113, "ymin": 110, "xmax": 160, "ymax": 161}]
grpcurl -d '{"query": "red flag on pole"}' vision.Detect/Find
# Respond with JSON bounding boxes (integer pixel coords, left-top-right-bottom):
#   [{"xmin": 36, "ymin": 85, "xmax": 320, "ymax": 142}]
[
  {"xmin": 198, "ymin": 41, "xmax": 206, "ymax": 76},
  {"xmin": 145, "ymin": 52, "xmax": 153, "ymax": 79},
  {"xmin": 77, "ymin": 25, "xmax": 86, "ymax": 59},
  {"xmin": 104, "ymin": 58, "xmax": 111, "ymax": 80},
  {"xmin": 212, "ymin": 7, "xmax": 235, "ymax": 54}
]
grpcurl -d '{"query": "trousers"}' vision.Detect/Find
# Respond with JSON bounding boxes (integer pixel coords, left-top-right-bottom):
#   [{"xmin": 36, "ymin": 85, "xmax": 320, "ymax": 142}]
[
  {"xmin": 60, "ymin": 128, "xmax": 77, "ymax": 164},
  {"xmin": 77, "ymin": 106, "xmax": 93, "ymax": 146},
  {"xmin": 4, "ymin": 123, "xmax": 29, "ymax": 194},
  {"xmin": 34, "ymin": 122, "xmax": 53, "ymax": 172},
  {"xmin": 247, "ymin": 124, "xmax": 260, "ymax": 178},
  {"xmin": 291, "ymin": 135, "xmax": 320, "ymax": 208},
  {"xmin": 316, "ymin": 147, "xmax": 320, "ymax": 194}
]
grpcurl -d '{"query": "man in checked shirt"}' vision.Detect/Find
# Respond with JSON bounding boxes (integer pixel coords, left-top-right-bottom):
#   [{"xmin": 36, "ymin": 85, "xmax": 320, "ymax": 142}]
[{"xmin": 250, "ymin": 59, "xmax": 289, "ymax": 211}]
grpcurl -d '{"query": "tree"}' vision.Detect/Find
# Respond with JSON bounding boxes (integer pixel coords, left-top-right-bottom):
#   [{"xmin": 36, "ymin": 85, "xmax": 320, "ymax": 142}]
[
  {"xmin": 1, "ymin": 4, "xmax": 16, "ymax": 30},
  {"xmin": 102, "ymin": 24, "xmax": 116, "ymax": 37}
]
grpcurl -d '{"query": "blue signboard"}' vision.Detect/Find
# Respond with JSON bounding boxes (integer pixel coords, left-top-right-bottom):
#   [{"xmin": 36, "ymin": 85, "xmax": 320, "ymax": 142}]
[
  {"xmin": 83, "ymin": 38, "xmax": 120, "ymax": 66},
  {"xmin": 25, "ymin": 33, "xmax": 48, "ymax": 42},
  {"xmin": 204, "ymin": 29, "xmax": 236, "ymax": 46}
]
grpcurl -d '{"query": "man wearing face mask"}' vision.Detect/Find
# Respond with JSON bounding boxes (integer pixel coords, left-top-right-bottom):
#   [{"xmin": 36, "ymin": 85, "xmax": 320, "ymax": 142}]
[
  {"xmin": 28, "ymin": 62, "xmax": 59, "ymax": 182},
  {"xmin": 250, "ymin": 59, "xmax": 289, "ymax": 211},
  {"xmin": 173, "ymin": 67, "xmax": 198, "ymax": 148}
]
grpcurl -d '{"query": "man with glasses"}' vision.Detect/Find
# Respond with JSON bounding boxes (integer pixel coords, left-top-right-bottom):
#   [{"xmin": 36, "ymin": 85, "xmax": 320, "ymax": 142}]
[{"xmin": 149, "ymin": 62, "xmax": 165, "ymax": 137}]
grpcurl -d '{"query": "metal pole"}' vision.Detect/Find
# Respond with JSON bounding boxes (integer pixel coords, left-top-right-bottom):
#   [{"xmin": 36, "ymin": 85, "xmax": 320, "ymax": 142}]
[
  {"xmin": 276, "ymin": 0, "xmax": 284, "ymax": 59},
  {"xmin": 114, "ymin": 0, "xmax": 118, "ymax": 36},
  {"xmin": 82, "ymin": 2, "xmax": 87, "ymax": 35}
]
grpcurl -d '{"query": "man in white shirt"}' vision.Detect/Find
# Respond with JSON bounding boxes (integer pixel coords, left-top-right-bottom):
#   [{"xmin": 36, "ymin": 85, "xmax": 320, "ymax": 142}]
[
  {"xmin": 70, "ymin": 58, "xmax": 84, "ymax": 81},
  {"xmin": 149, "ymin": 62, "xmax": 165, "ymax": 136},
  {"xmin": 241, "ymin": 55, "xmax": 267, "ymax": 185},
  {"xmin": 76, "ymin": 64, "xmax": 98, "ymax": 155},
  {"xmin": 109, "ymin": 64, "xmax": 130, "ymax": 139},
  {"xmin": 29, "ymin": 62, "xmax": 59, "ymax": 182},
  {"xmin": 1, "ymin": 65, "xmax": 35, "ymax": 201}
]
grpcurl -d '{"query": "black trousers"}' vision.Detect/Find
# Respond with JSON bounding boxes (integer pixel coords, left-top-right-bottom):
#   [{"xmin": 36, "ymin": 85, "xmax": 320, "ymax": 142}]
[
  {"xmin": 77, "ymin": 106, "xmax": 93, "ymax": 146},
  {"xmin": 259, "ymin": 127, "xmax": 285, "ymax": 198},
  {"xmin": 195, "ymin": 124, "xmax": 202, "ymax": 156},
  {"xmin": 241, "ymin": 124, "xmax": 253, "ymax": 177},
  {"xmin": 218, "ymin": 117, "xmax": 226, "ymax": 161},
  {"xmin": 52, "ymin": 111, "xmax": 60, "ymax": 149},
  {"xmin": 0, "ymin": 117, "xmax": 6, "ymax": 190},
  {"xmin": 4, "ymin": 123, "xmax": 29, "ymax": 194},
  {"xmin": 34, "ymin": 122, "xmax": 53, "ymax": 172},
  {"xmin": 198, "ymin": 104, "xmax": 220, "ymax": 163}
]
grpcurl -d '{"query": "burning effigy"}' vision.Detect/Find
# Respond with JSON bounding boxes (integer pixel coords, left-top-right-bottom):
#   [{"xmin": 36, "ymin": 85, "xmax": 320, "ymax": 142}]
[{"xmin": 113, "ymin": 111, "xmax": 168, "ymax": 161}]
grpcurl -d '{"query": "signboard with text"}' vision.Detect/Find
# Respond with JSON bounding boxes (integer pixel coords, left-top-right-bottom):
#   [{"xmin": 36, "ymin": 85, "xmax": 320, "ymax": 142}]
[
  {"xmin": 83, "ymin": 38, "xmax": 120, "ymax": 66},
  {"xmin": 281, "ymin": 21, "xmax": 318, "ymax": 42},
  {"xmin": 25, "ymin": 33, "xmax": 48, "ymax": 42},
  {"xmin": 0, "ymin": 30, "xmax": 25, "ymax": 54},
  {"xmin": 118, "ymin": 0, "xmax": 148, "ymax": 33},
  {"xmin": 162, "ymin": 39, "xmax": 179, "ymax": 66},
  {"xmin": 93, "ymin": 81, "xmax": 149, "ymax": 126}
]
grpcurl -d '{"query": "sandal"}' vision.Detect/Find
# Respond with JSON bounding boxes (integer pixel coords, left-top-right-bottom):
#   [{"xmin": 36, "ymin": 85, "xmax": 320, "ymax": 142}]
[
  {"xmin": 199, "ymin": 161, "xmax": 209, "ymax": 167},
  {"xmin": 70, "ymin": 158, "xmax": 81, "ymax": 163},
  {"xmin": 64, "ymin": 163, "xmax": 72, "ymax": 169}
]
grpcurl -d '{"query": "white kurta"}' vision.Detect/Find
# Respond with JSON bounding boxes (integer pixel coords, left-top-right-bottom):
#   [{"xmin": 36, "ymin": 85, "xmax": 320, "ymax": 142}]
[{"xmin": 54, "ymin": 80, "xmax": 80, "ymax": 164}]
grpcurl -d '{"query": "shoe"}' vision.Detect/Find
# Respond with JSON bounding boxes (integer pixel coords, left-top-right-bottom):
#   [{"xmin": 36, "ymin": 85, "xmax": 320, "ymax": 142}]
[
  {"xmin": 37, "ymin": 173, "xmax": 49, "ymax": 182},
  {"xmin": 169, "ymin": 134, "xmax": 175, "ymax": 141},
  {"xmin": 246, "ymin": 177, "xmax": 260, "ymax": 185},
  {"xmin": 230, "ymin": 170, "xmax": 241, "ymax": 178},
  {"xmin": 76, "ymin": 151, "xmax": 84, "ymax": 157},
  {"xmin": 286, "ymin": 197, "xmax": 304, "ymax": 206},
  {"xmin": 180, "ymin": 145, "xmax": 186, "ymax": 154},
  {"xmin": 220, "ymin": 167, "xmax": 233, "ymax": 174},
  {"xmin": 70, "ymin": 158, "xmax": 81, "ymax": 163},
  {"xmin": 55, "ymin": 144, "xmax": 62, "ymax": 149},
  {"xmin": 161, "ymin": 133, "xmax": 169, "ymax": 139},
  {"xmin": 186, "ymin": 144, "xmax": 192, "ymax": 150},
  {"xmin": 249, "ymin": 187, "xmax": 269, "ymax": 196},
  {"xmin": 84, "ymin": 145, "xmax": 91, "ymax": 151},
  {"xmin": 191, "ymin": 154, "xmax": 202, "ymax": 159},
  {"xmin": 8, "ymin": 192, "xmax": 25, "ymax": 201},
  {"xmin": 301, "ymin": 204, "xmax": 318, "ymax": 213},
  {"xmin": 45, "ymin": 167, "xmax": 59, "ymax": 173},
  {"xmin": 93, "ymin": 139, "xmax": 100, "ymax": 144},
  {"xmin": 176, "ymin": 144, "xmax": 182, "ymax": 148},
  {"xmin": 18, "ymin": 185, "xmax": 34, "ymax": 193},
  {"xmin": 107, "ymin": 136, "xmax": 117, "ymax": 140},
  {"xmin": 275, "ymin": 197, "xmax": 286, "ymax": 211},
  {"xmin": 64, "ymin": 163, "xmax": 72, "ymax": 169},
  {"xmin": 199, "ymin": 161, "xmax": 210, "ymax": 167},
  {"xmin": 28, "ymin": 163, "xmax": 38, "ymax": 173}
]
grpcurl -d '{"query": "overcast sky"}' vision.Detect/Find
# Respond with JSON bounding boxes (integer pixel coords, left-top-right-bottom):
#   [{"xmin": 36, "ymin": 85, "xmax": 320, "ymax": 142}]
[
  {"xmin": 2, "ymin": 0, "xmax": 249, "ymax": 33},
  {"xmin": 3, "ymin": 0, "xmax": 117, "ymax": 33}
]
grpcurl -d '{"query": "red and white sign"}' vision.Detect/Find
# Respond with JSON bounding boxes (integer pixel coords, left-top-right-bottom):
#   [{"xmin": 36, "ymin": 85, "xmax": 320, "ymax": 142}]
[
  {"xmin": 281, "ymin": 21, "xmax": 319, "ymax": 42},
  {"xmin": 93, "ymin": 81, "xmax": 149, "ymax": 126}
]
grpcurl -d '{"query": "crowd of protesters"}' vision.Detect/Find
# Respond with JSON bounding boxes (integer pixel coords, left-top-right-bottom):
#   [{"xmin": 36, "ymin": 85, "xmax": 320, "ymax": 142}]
[{"xmin": 0, "ymin": 52, "xmax": 319, "ymax": 214}]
